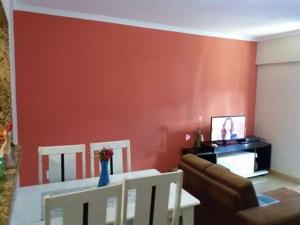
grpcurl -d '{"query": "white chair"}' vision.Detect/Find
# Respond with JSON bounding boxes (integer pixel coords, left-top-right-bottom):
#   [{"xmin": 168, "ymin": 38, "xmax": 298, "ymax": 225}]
[
  {"xmin": 121, "ymin": 170, "xmax": 183, "ymax": 225},
  {"xmin": 90, "ymin": 140, "xmax": 131, "ymax": 177},
  {"xmin": 44, "ymin": 184, "xmax": 123, "ymax": 225},
  {"xmin": 38, "ymin": 144, "xmax": 86, "ymax": 184}
]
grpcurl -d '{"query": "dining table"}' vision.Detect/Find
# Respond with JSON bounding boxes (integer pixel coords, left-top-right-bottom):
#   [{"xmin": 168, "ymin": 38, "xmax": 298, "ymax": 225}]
[{"xmin": 10, "ymin": 169, "xmax": 200, "ymax": 225}]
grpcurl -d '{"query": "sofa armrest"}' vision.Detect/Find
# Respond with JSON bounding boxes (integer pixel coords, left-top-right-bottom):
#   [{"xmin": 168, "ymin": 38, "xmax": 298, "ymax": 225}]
[{"xmin": 235, "ymin": 198, "xmax": 300, "ymax": 225}]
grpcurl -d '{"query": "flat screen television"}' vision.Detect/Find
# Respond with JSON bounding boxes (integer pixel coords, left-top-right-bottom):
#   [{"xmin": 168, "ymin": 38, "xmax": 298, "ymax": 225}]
[{"xmin": 211, "ymin": 115, "xmax": 246, "ymax": 142}]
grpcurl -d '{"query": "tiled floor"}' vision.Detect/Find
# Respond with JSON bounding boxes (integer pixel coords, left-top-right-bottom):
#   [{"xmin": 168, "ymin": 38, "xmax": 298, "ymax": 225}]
[{"xmin": 251, "ymin": 173, "xmax": 300, "ymax": 194}]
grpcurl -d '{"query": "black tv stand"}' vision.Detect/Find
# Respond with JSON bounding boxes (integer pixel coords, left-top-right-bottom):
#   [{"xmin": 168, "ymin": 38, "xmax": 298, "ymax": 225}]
[
  {"xmin": 215, "ymin": 140, "xmax": 227, "ymax": 146},
  {"xmin": 214, "ymin": 138, "xmax": 247, "ymax": 146},
  {"xmin": 182, "ymin": 138, "xmax": 271, "ymax": 178}
]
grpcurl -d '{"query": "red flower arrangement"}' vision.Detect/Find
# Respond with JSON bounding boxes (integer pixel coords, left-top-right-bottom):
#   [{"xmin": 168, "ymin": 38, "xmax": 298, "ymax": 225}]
[{"xmin": 98, "ymin": 148, "xmax": 113, "ymax": 161}]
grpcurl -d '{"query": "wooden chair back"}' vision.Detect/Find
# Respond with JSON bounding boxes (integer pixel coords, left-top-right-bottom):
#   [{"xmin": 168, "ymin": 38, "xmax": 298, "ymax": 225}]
[
  {"xmin": 38, "ymin": 144, "xmax": 86, "ymax": 184},
  {"xmin": 121, "ymin": 170, "xmax": 183, "ymax": 225},
  {"xmin": 90, "ymin": 140, "xmax": 131, "ymax": 177},
  {"xmin": 44, "ymin": 184, "xmax": 123, "ymax": 225}
]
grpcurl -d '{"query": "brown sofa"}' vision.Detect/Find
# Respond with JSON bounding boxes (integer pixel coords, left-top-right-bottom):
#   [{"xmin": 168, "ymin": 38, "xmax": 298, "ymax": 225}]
[{"xmin": 179, "ymin": 154, "xmax": 300, "ymax": 225}]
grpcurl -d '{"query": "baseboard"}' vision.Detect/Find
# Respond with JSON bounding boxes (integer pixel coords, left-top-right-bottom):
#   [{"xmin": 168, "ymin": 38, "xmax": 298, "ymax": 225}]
[{"xmin": 270, "ymin": 170, "xmax": 300, "ymax": 184}]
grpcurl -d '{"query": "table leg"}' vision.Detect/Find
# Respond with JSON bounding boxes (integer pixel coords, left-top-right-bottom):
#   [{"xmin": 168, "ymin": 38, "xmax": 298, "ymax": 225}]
[{"xmin": 182, "ymin": 207, "xmax": 194, "ymax": 225}]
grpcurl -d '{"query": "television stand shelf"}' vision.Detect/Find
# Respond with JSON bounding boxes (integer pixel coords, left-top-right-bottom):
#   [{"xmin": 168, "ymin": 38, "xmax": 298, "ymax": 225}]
[{"xmin": 182, "ymin": 140, "xmax": 271, "ymax": 178}]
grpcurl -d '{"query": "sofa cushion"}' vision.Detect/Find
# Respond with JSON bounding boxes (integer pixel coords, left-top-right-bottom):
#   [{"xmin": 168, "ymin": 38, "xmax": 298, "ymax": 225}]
[
  {"xmin": 182, "ymin": 154, "xmax": 213, "ymax": 172},
  {"xmin": 235, "ymin": 197, "xmax": 300, "ymax": 225},
  {"xmin": 205, "ymin": 164, "xmax": 259, "ymax": 208},
  {"xmin": 211, "ymin": 163, "xmax": 230, "ymax": 171}
]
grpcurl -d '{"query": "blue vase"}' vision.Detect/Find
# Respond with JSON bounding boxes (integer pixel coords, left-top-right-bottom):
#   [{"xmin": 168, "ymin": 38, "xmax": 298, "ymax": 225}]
[{"xmin": 98, "ymin": 160, "xmax": 110, "ymax": 187}]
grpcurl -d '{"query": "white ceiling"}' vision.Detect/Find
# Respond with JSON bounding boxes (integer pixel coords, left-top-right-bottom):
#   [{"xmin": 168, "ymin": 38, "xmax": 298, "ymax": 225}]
[{"xmin": 14, "ymin": 0, "xmax": 300, "ymax": 41}]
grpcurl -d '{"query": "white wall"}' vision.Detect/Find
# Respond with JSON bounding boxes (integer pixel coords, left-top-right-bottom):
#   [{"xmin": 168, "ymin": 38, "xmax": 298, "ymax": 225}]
[
  {"xmin": 257, "ymin": 35, "xmax": 300, "ymax": 65},
  {"xmin": 256, "ymin": 35, "xmax": 300, "ymax": 178}
]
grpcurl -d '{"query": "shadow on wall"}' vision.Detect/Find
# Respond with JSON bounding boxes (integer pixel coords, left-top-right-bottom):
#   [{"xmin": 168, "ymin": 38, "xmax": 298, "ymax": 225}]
[{"xmin": 152, "ymin": 124, "xmax": 211, "ymax": 171}]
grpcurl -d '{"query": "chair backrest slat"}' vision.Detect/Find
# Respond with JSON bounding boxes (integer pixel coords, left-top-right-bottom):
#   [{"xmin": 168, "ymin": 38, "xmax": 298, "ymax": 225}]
[
  {"xmin": 153, "ymin": 183, "xmax": 170, "ymax": 225},
  {"xmin": 39, "ymin": 144, "xmax": 85, "ymax": 155},
  {"xmin": 133, "ymin": 187, "xmax": 152, "ymax": 225},
  {"xmin": 48, "ymin": 154, "xmax": 62, "ymax": 183},
  {"xmin": 63, "ymin": 205, "xmax": 83, "ymax": 225},
  {"xmin": 63, "ymin": 153, "xmax": 76, "ymax": 181},
  {"xmin": 38, "ymin": 144, "xmax": 86, "ymax": 184},
  {"xmin": 122, "ymin": 170, "xmax": 183, "ymax": 225},
  {"xmin": 45, "ymin": 184, "xmax": 122, "ymax": 225},
  {"xmin": 89, "ymin": 200, "xmax": 107, "ymax": 225},
  {"xmin": 112, "ymin": 147, "xmax": 123, "ymax": 174},
  {"xmin": 90, "ymin": 140, "xmax": 131, "ymax": 177}
]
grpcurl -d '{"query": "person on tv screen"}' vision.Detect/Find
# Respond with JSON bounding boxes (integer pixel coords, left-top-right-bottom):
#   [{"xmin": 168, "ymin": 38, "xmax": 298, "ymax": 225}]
[{"xmin": 221, "ymin": 117, "xmax": 237, "ymax": 140}]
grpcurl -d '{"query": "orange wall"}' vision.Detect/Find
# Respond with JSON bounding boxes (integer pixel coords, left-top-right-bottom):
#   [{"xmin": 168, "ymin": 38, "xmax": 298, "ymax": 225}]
[{"xmin": 14, "ymin": 11, "xmax": 257, "ymax": 186}]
